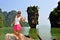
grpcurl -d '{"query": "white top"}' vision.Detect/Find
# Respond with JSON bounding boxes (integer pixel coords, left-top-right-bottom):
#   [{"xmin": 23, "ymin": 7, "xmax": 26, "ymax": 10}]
[{"xmin": 14, "ymin": 16, "xmax": 21, "ymax": 25}]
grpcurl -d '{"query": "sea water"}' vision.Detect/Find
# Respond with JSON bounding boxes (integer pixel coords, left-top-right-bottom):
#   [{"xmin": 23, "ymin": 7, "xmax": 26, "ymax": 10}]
[
  {"xmin": 36, "ymin": 25, "xmax": 52, "ymax": 40},
  {"xmin": 21, "ymin": 25, "xmax": 52, "ymax": 40}
]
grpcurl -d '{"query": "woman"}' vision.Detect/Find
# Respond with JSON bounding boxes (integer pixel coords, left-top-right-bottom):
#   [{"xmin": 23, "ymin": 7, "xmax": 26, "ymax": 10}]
[{"xmin": 11, "ymin": 11, "xmax": 26, "ymax": 40}]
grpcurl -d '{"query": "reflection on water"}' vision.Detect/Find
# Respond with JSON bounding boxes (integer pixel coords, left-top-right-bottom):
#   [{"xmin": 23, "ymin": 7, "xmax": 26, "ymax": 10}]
[{"xmin": 21, "ymin": 25, "xmax": 51, "ymax": 40}]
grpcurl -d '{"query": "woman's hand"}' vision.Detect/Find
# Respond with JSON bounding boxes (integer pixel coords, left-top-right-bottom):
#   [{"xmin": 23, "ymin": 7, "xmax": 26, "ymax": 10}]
[
  {"xmin": 20, "ymin": 17, "xmax": 26, "ymax": 22},
  {"xmin": 21, "ymin": 17, "xmax": 26, "ymax": 22},
  {"xmin": 11, "ymin": 21, "xmax": 14, "ymax": 27},
  {"xmin": 23, "ymin": 17, "xmax": 26, "ymax": 22},
  {"xmin": 11, "ymin": 23, "xmax": 13, "ymax": 27}
]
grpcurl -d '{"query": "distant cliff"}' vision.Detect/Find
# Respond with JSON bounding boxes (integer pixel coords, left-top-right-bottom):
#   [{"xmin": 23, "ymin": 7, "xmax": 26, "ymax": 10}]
[{"xmin": 0, "ymin": 8, "xmax": 29, "ymax": 27}]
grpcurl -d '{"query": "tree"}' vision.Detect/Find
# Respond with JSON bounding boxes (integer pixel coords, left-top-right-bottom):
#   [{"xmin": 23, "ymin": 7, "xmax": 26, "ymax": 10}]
[
  {"xmin": 2, "ymin": 11, "xmax": 8, "ymax": 27},
  {"xmin": 20, "ymin": 22, "xmax": 29, "ymax": 27},
  {"xmin": 49, "ymin": 1, "xmax": 60, "ymax": 27},
  {"xmin": 27, "ymin": 6, "xmax": 39, "ymax": 28},
  {"xmin": 0, "ymin": 8, "xmax": 4, "ymax": 28}
]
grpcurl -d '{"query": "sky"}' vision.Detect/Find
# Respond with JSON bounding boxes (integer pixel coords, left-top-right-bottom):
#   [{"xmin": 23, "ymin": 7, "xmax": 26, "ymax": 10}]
[{"xmin": 0, "ymin": 0, "xmax": 60, "ymax": 25}]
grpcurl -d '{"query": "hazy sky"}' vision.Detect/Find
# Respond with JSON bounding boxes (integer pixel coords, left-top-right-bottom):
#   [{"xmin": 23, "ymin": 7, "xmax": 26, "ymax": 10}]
[{"xmin": 0, "ymin": 0, "xmax": 60, "ymax": 25}]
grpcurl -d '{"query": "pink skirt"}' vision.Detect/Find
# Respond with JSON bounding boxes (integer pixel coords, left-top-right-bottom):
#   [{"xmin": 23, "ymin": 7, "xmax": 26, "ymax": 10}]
[{"xmin": 13, "ymin": 24, "xmax": 22, "ymax": 31}]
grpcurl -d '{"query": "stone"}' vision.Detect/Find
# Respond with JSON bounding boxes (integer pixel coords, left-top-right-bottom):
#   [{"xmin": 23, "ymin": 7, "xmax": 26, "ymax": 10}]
[
  {"xmin": 49, "ymin": 1, "xmax": 60, "ymax": 27},
  {"xmin": 5, "ymin": 33, "xmax": 34, "ymax": 40}
]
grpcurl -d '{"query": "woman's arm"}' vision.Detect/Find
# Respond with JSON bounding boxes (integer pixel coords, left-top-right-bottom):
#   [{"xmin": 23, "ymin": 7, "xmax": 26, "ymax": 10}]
[
  {"xmin": 11, "ymin": 16, "xmax": 15, "ymax": 26},
  {"xmin": 11, "ymin": 20, "xmax": 15, "ymax": 26},
  {"xmin": 11, "ymin": 21, "xmax": 15, "ymax": 26}
]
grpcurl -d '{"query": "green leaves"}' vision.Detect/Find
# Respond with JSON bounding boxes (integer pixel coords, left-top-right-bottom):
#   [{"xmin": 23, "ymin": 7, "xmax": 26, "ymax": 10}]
[
  {"xmin": 20, "ymin": 22, "xmax": 29, "ymax": 27},
  {"xmin": 27, "ymin": 6, "xmax": 38, "ymax": 14},
  {"xmin": 0, "ymin": 13, "xmax": 4, "ymax": 28}
]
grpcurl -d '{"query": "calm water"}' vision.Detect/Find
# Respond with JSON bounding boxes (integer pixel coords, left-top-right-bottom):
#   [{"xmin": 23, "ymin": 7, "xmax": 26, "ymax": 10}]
[
  {"xmin": 21, "ymin": 25, "xmax": 51, "ymax": 40},
  {"xmin": 36, "ymin": 25, "xmax": 51, "ymax": 40}
]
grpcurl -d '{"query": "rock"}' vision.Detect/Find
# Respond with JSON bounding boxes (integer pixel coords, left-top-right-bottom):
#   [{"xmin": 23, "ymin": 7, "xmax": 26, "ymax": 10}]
[
  {"xmin": 49, "ymin": 1, "xmax": 60, "ymax": 27},
  {"xmin": 5, "ymin": 33, "xmax": 17, "ymax": 40},
  {"xmin": 53, "ymin": 39, "xmax": 56, "ymax": 40},
  {"xmin": 52, "ymin": 36, "xmax": 58, "ymax": 40},
  {"xmin": 27, "ymin": 6, "xmax": 39, "ymax": 28},
  {"xmin": 5, "ymin": 33, "xmax": 34, "ymax": 40}
]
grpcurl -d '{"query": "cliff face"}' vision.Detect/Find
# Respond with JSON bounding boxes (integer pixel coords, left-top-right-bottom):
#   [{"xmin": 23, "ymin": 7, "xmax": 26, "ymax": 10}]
[
  {"xmin": 49, "ymin": 1, "xmax": 60, "ymax": 27},
  {"xmin": 27, "ymin": 6, "xmax": 39, "ymax": 28}
]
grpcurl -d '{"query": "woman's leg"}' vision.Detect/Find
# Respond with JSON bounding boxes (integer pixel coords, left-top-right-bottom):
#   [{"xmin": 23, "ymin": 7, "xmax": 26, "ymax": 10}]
[
  {"xmin": 13, "ymin": 30, "xmax": 21, "ymax": 40},
  {"xmin": 16, "ymin": 30, "xmax": 21, "ymax": 40},
  {"xmin": 13, "ymin": 31, "xmax": 19, "ymax": 39}
]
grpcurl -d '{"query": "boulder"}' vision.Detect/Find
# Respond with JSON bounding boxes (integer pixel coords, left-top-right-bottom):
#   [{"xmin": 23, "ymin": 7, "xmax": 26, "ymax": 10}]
[{"xmin": 5, "ymin": 33, "xmax": 34, "ymax": 40}]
